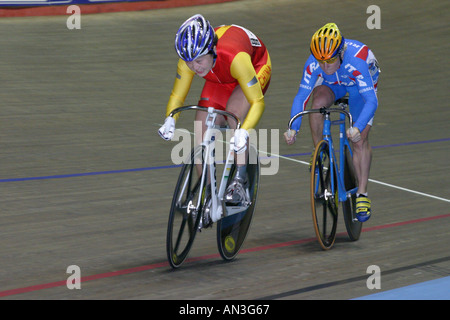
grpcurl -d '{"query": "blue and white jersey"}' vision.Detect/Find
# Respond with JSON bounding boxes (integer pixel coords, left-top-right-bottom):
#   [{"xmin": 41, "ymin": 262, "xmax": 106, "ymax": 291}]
[{"xmin": 290, "ymin": 39, "xmax": 380, "ymax": 132}]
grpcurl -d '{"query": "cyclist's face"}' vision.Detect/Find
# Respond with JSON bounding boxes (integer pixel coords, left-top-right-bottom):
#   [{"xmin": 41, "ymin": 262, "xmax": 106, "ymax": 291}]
[
  {"xmin": 319, "ymin": 59, "xmax": 341, "ymax": 75},
  {"xmin": 186, "ymin": 54, "xmax": 214, "ymax": 77},
  {"xmin": 319, "ymin": 58, "xmax": 341, "ymax": 75}
]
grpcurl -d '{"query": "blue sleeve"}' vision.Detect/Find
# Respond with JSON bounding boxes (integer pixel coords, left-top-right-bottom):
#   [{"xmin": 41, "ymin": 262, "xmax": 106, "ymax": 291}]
[
  {"xmin": 289, "ymin": 56, "xmax": 318, "ymax": 132},
  {"xmin": 352, "ymin": 60, "xmax": 379, "ymax": 132}
]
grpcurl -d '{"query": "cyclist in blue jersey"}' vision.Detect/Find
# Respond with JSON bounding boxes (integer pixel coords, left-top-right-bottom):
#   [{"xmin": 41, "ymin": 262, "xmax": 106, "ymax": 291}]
[{"xmin": 284, "ymin": 23, "xmax": 380, "ymax": 222}]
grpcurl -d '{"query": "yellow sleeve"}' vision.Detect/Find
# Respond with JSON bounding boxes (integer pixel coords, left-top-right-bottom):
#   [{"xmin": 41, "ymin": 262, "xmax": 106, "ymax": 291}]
[
  {"xmin": 229, "ymin": 52, "xmax": 265, "ymax": 130},
  {"xmin": 165, "ymin": 59, "xmax": 195, "ymax": 121}
]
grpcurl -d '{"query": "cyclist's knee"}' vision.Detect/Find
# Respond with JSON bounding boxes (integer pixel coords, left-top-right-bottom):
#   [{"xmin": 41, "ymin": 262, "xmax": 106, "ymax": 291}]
[
  {"xmin": 352, "ymin": 135, "xmax": 371, "ymax": 153},
  {"xmin": 312, "ymin": 85, "xmax": 335, "ymax": 108},
  {"xmin": 359, "ymin": 125, "xmax": 371, "ymax": 143}
]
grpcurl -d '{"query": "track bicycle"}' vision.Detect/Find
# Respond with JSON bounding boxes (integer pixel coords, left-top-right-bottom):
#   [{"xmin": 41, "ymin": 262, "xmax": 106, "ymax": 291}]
[
  {"xmin": 166, "ymin": 105, "xmax": 260, "ymax": 268},
  {"xmin": 288, "ymin": 97, "xmax": 362, "ymax": 250}
]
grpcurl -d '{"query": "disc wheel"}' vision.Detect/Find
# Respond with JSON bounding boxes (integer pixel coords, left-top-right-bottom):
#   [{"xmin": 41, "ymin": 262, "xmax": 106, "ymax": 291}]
[{"xmin": 217, "ymin": 144, "xmax": 260, "ymax": 261}]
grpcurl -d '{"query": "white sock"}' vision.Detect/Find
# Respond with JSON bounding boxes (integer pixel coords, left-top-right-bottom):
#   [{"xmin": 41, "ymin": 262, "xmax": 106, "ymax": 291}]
[{"xmin": 357, "ymin": 193, "xmax": 368, "ymax": 197}]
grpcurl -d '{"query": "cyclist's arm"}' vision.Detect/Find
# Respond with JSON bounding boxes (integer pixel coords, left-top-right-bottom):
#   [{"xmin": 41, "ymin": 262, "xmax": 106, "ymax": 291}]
[
  {"xmin": 229, "ymin": 52, "xmax": 265, "ymax": 130},
  {"xmin": 290, "ymin": 57, "xmax": 318, "ymax": 132},
  {"xmin": 353, "ymin": 64, "xmax": 378, "ymax": 132},
  {"xmin": 165, "ymin": 59, "xmax": 195, "ymax": 121}
]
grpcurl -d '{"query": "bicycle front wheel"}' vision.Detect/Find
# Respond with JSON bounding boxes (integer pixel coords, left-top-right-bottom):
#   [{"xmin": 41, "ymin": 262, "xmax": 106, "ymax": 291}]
[
  {"xmin": 342, "ymin": 144, "xmax": 362, "ymax": 241},
  {"xmin": 310, "ymin": 140, "xmax": 338, "ymax": 250},
  {"xmin": 166, "ymin": 146, "xmax": 206, "ymax": 268}
]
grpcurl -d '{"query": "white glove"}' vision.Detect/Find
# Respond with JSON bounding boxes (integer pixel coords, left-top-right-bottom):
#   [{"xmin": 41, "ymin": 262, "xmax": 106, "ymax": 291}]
[
  {"xmin": 231, "ymin": 128, "xmax": 249, "ymax": 154},
  {"xmin": 158, "ymin": 116, "xmax": 175, "ymax": 141},
  {"xmin": 347, "ymin": 127, "xmax": 361, "ymax": 143}
]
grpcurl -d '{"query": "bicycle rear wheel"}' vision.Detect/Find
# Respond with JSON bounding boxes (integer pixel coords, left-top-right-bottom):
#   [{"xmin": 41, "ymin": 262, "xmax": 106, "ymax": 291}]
[
  {"xmin": 342, "ymin": 145, "xmax": 362, "ymax": 241},
  {"xmin": 166, "ymin": 146, "xmax": 206, "ymax": 268},
  {"xmin": 310, "ymin": 140, "xmax": 338, "ymax": 250},
  {"xmin": 217, "ymin": 144, "xmax": 260, "ymax": 261}
]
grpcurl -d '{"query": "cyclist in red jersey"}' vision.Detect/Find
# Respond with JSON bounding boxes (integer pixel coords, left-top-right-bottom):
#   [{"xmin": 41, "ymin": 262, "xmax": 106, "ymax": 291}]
[{"xmin": 159, "ymin": 14, "xmax": 272, "ymax": 205}]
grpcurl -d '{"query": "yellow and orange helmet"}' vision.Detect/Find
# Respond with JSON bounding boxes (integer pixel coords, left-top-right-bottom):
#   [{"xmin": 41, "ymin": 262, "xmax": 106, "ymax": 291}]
[{"xmin": 310, "ymin": 23, "xmax": 345, "ymax": 61}]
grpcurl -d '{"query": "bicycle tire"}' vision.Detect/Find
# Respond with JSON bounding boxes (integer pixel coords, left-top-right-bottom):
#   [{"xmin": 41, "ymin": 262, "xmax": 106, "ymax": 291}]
[
  {"xmin": 217, "ymin": 144, "xmax": 260, "ymax": 261},
  {"xmin": 310, "ymin": 140, "xmax": 338, "ymax": 250},
  {"xmin": 166, "ymin": 146, "xmax": 206, "ymax": 268},
  {"xmin": 342, "ymin": 145, "xmax": 362, "ymax": 241}
]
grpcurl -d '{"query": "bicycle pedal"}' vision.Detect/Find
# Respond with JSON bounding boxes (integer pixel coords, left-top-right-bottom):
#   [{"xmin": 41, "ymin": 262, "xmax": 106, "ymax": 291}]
[
  {"xmin": 201, "ymin": 217, "xmax": 213, "ymax": 229},
  {"xmin": 199, "ymin": 211, "xmax": 213, "ymax": 230},
  {"xmin": 225, "ymin": 198, "xmax": 251, "ymax": 207}
]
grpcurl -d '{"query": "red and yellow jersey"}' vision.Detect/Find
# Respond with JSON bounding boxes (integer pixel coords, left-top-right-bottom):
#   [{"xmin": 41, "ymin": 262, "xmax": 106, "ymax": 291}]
[{"xmin": 166, "ymin": 25, "xmax": 271, "ymax": 130}]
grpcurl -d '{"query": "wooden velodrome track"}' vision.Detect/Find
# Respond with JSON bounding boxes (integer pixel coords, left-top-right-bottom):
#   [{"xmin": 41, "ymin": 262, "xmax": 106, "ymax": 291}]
[{"xmin": 0, "ymin": 0, "xmax": 449, "ymax": 300}]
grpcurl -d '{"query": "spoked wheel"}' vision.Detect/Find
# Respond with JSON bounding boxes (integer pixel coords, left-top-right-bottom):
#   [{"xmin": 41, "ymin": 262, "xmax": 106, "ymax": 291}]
[
  {"xmin": 342, "ymin": 145, "xmax": 362, "ymax": 241},
  {"xmin": 166, "ymin": 146, "xmax": 206, "ymax": 268},
  {"xmin": 310, "ymin": 140, "xmax": 338, "ymax": 250},
  {"xmin": 217, "ymin": 144, "xmax": 260, "ymax": 261}
]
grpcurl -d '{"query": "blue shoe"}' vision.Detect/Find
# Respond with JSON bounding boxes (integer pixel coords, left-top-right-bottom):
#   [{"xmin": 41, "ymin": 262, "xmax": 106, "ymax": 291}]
[{"xmin": 356, "ymin": 195, "xmax": 371, "ymax": 222}]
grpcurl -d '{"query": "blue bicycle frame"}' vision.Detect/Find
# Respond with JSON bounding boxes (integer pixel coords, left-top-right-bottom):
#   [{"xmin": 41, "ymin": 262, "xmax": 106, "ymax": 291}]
[
  {"xmin": 288, "ymin": 103, "xmax": 357, "ymax": 204},
  {"xmin": 288, "ymin": 100, "xmax": 362, "ymax": 249},
  {"xmin": 323, "ymin": 109, "xmax": 357, "ymax": 203}
]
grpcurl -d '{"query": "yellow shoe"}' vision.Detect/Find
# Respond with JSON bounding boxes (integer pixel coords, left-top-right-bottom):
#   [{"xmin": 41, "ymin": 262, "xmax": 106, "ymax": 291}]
[{"xmin": 356, "ymin": 195, "xmax": 371, "ymax": 222}]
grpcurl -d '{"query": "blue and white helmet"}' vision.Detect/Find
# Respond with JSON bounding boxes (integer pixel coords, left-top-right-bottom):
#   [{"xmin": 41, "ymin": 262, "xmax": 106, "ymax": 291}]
[{"xmin": 175, "ymin": 14, "xmax": 215, "ymax": 62}]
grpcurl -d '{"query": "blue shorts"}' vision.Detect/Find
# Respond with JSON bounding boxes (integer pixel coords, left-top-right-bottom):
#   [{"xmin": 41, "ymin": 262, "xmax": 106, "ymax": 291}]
[{"xmin": 323, "ymin": 72, "xmax": 379, "ymax": 127}]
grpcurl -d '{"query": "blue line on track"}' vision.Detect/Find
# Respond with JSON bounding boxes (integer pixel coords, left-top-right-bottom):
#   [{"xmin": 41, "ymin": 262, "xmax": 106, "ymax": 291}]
[
  {"xmin": 0, "ymin": 164, "xmax": 181, "ymax": 182},
  {"xmin": 1, "ymin": 138, "xmax": 449, "ymax": 183}
]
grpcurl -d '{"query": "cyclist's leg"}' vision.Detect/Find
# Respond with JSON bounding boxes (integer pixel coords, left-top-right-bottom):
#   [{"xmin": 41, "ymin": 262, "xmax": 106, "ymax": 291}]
[
  {"xmin": 226, "ymin": 85, "xmax": 249, "ymax": 129},
  {"xmin": 226, "ymin": 86, "xmax": 250, "ymax": 178},
  {"xmin": 348, "ymin": 89, "xmax": 374, "ymax": 221},
  {"xmin": 348, "ymin": 90, "xmax": 373, "ymax": 196},
  {"xmin": 225, "ymin": 61, "xmax": 271, "ymax": 201},
  {"xmin": 309, "ymin": 83, "xmax": 346, "ymax": 146},
  {"xmin": 351, "ymin": 124, "xmax": 372, "ymax": 221},
  {"xmin": 224, "ymin": 85, "xmax": 251, "ymax": 204},
  {"xmin": 352, "ymin": 125, "xmax": 372, "ymax": 195}
]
